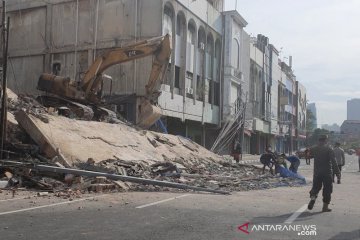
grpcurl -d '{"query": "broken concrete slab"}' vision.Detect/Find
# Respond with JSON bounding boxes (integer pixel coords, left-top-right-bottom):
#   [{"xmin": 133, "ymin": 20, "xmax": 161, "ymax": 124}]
[
  {"xmin": 15, "ymin": 111, "xmax": 222, "ymax": 166},
  {"xmin": 15, "ymin": 110, "xmax": 71, "ymax": 167}
]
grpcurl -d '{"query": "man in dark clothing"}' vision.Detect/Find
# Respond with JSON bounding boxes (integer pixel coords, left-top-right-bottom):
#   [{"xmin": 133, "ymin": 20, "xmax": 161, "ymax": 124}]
[
  {"xmin": 232, "ymin": 141, "xmax": 242, "ymax": 163},
  {"xmin": 260, "ymin": 146, "xmax": 276, "ymax": 175},
  {"xmin": 305, "ymin": 148, "xmax": 311, "ymax": 165},
  {"xmin": 333, "ymin": 142, "xmax": 345, "ymax": 184},
  {"xmin": 308, "ymin": 135, "xmax": 341, "ymax": 212},
  {"xmin": 356, "ymin": 148, "xmax": 360, "ymax": 172}
]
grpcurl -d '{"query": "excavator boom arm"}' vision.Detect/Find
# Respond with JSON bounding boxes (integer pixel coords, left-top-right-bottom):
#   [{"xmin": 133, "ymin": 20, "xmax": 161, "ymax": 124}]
[
  {"xmin": 37, "ymin": 34, "xmax": 171, "ymax": 129},
  {"xmin": 82, "ymin": 34, "xmax": 171, "ymax": 100}
]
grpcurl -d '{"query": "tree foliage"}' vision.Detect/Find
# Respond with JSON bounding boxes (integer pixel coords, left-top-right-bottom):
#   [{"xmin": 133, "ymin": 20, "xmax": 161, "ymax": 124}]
[{"xmin": 306, "ymin": 128, "xmax": 331, "ymax": 147}]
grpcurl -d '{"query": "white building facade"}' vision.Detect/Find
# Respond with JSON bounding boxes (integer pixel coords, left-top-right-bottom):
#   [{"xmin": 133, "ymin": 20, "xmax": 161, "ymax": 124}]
[{"xmin": 222, "ymin": 10, "xmax": 251, "ymax": 153}]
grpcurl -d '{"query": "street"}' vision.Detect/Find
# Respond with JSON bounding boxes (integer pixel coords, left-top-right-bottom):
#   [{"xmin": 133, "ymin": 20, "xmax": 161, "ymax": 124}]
[{"xmin": 0, "ymin": 154, "xmax": 359, "ymax": 240}]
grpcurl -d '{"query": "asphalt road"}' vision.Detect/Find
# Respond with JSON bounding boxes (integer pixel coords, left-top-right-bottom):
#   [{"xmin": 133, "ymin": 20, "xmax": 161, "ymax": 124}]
[{"xmin": 0, "ymin": 154, "xmax": 359, "ymax": 240}]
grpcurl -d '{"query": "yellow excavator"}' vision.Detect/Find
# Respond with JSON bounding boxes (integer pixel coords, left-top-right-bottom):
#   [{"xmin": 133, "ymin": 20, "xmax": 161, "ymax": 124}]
[{"xmin": 37, "ymin": 34, "xmax": 171, "ymax": 128}]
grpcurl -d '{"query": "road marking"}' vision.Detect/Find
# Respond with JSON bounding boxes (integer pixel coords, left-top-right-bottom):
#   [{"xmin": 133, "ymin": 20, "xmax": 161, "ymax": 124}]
[
  {"xmin": 136, "ymin": 194, "xmax": 190, "ymax": 209},
  {"xmin": 0, "ymin": 194, "xmax": 108, "ymax": 216},
  {"xmin": 0, "ymin": 196, "xmax": 32, "ymax": 202},
  {"xmin": 284, "ymin": 204, "xmax": 308, "ymax": 224}
]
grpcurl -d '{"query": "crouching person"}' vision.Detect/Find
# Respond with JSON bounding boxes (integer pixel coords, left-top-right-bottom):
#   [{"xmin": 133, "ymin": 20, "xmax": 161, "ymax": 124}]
[
  {"xmin": 281, "ymin": 154, "xmax": 301, "ymax": 174},
  {"xmin": 260, "ymin": 146, "xmax": 277, "ymax": 175}
]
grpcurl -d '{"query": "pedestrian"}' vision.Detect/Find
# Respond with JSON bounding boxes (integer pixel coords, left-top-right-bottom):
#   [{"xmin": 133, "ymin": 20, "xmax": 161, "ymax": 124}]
[
  {"xmin": 308, "ymin": 135, "xmax": 340, "ymax": 212},
  {"xmin": 305, "ymin": 148, "xmax": 311, "ymax": 165},
  {"xmin": 333, "ymin": 142, "xmax": 345, "ymax": 184},
  {"xmin": 356, "ymin": 148, "xmax": 360, "ymax": 172},
  {"xmin": 260, "ymin": 146, "xmax": 276, "ymax": 175},
  {"xmin": 276, "ymin": 153, "xmax": 288, "ymax": 169},
  {"xmin": 232, "ymin": 141, "xmax": 242, "ymax": 164},
  {"xmin": 282, "ymin": 153, "xmax": 300, "ymax": 173}
]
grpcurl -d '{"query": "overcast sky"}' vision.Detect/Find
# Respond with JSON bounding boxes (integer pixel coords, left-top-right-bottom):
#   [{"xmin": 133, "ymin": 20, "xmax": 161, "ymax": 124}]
[{"xmin": 225, "ymin": 0, "xmax": 360, "ymax": 126}]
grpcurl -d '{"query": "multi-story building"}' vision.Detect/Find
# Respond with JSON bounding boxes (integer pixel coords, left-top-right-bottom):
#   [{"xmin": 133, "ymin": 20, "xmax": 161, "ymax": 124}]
[
  {"xmin": 347, "ymin": 99, "xmax": 360, "ymax": 120},
  {"xmin": 3, "ymin": 0, "xmax": 224, "ymax": 148},
  {"xmin": 307, "ymin": 102, "xmax": 317, "ymax": 129},
  {"xmin": 341, "ymin": 120, "xmax": 360, "ymax": 136},
  {"xmin": 159, "ymin": 0, "xmax": 224, "ymax": 148},
  {"xmin": 278, "ymin": 60, "xmax": 296, "ymax": 154},
  {"xmin": 268, "ymin": 44, "xmax": 280, "ymax": 151},
  {"xmin": 222, "ymin": 10, "xmax": 251, "ymax": 153},
  {"xmin": 295, "ymin": 81, "xmax": 307, "ymax": 148},
  {"xmin": 249, "ymin": 34, "xmax": 273, "ymax": 154},
  {"xmin": 2, "ymin": 1, "xmax": 308, "ymax": 154}
]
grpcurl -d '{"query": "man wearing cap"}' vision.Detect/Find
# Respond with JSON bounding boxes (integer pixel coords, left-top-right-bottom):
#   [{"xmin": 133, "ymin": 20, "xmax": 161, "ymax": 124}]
[
  {"xmin": 307, "ymin": 135, "xmax": 340, "ymax": 212},
  {"xmin": 333, "ymin": 142, "xmax": 345, "ymax": 184}
]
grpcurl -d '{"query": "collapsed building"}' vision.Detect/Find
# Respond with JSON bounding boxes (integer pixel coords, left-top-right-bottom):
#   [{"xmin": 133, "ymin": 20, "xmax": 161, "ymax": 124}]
[
  {"xmin": 0, "ymin": 1, "xmax": 306, "ymax": 196},
  {"xmin": 2, "ymin": 0, "xmax": 229, "ymax": 149},
  {"xmin": 0, "ymin": 88, "xmax": 305, "ymax": 195}
]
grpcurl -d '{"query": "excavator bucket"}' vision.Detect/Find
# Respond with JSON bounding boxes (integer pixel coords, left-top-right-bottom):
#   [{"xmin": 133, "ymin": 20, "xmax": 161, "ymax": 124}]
[{"xmin": 137, "ymin": 99, "xmax": 162, "ymax": 129}]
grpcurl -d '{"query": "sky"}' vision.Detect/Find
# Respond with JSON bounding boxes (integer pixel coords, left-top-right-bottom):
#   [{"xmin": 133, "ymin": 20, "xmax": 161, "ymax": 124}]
[{"xmin": 224, "ymin": 0, "xmax": 360, "ymax": 127}]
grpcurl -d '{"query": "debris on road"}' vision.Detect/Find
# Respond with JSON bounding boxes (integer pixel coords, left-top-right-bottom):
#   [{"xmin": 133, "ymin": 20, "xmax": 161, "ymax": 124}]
[{"xmin": 1, "ymin": 88, "xmax": 305, "ymax": 198}]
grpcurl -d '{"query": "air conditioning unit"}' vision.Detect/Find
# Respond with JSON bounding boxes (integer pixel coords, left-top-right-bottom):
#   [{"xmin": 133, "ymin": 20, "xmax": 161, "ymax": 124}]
[{"xmin": 185, "ymin": 87, "xmax": 194, "ymax": 95}]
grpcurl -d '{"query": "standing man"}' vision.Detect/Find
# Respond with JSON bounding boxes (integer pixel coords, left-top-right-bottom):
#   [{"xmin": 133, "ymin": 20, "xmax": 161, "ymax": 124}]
[
  {"xmin": 232, "ymin": 141, "xmax": 242, "ymax": 164},
  {"xmin": 305, "ymin": 148, "xmax": 311, "ymax": 165},
  {"xmin": 356, "ymin": 148, "xmax": 360, "ymax": 172},
  {"xmin": 333, "ymin": 142, "xmax": 345, "ymax": 184},
  {"xmin": 308, "ymin": 135, "xmax": 340, "ymax": 212}
]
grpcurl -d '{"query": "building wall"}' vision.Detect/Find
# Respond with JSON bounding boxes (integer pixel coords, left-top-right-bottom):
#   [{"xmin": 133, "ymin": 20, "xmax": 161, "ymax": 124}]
[
  {"xmin": 347, "ymin": 99, "xmax": 360, "ymax": 120},
  {"xmin": 5, "ymin": 0, "xmax": 162, "ymax": 97},
  {"xmin": 341, "ymin": 120, "xmax": 360, "ymax": 136},
  {"xmin": 296, "ymin": 81, "xmax": 307, "ymax": 148},
  {"xmin": 222, "ymin": 11, "xmax": 249, "ymax": 118},
  {"xmin": 279, "ymin": 61, "xmax": 297, "ymax": 153},
  {"xmin": 307, "ymin": 102, "xmax": 317, "ymax": 128},
  {"xmin": 177, "ymin": 0, "xmax": 223, "ymax": 32},
  {"xmin": 3, "ymin": 0, "xmax": 223, "ymax": 127},
  {"xmin": 221, "ymin": 10, "xmax": 250, "ymax": 153},
  {"xmin": 296, "ymin": 81, "xmax": 307, "ymax": 134},
  {"xmin": 158, "ymin": 0, "xmax": 223, "ymax": 125},
  {"xmin": 270, "ymin": 46, "xmax": 280, "ymax": 137}
]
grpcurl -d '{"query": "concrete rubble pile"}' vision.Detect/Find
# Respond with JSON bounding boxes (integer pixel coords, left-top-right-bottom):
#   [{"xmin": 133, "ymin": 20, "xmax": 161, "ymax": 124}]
[{"xmin": 1, "ymin": 89, "xmax": 305, "ymax": 197}]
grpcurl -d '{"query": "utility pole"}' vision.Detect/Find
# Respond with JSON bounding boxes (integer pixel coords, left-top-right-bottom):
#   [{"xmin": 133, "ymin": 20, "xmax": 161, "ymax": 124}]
[
  {"xmin": 289, "ymin": 121, "xmax": 293, "ymax": 155},
  {"xmin": 0, "ymin": 1, "xmax": 9, "ymax": 159},
  {"xmin": 239, "ymin": 93, "xmax": 248, "ymax": 159}
]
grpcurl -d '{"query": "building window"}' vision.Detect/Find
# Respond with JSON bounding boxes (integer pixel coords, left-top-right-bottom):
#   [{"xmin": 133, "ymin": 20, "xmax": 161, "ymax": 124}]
[
  {"xmin": 163, "ymin": 4, "xmax": 174, "ymax": 85},
  {"xmin": 175, "ymin": 66, "xmax": 180, "ymax": 89},
  {"xmin": 214, "ymin": 81, "xmax": 220, "ymax": 106},
  {"xmin": 163, "ymin": 6, "xmax": 173, "ymax": 36},
  {"xmin": 231, "ymin": 38, "xmax": 240, "ymax": 69},
  {"xmin": 208, "ymin": 80, "xmax": 213, "ymax": 104},
  {"xmin": 52, "ymin": 62, "xmax": 61, "ymax": 75},
  {"xmin": 196, "ymin": 75, "xmax": 203, "ymax": 101},
  {"xmin": 206, "ymin": 34, "xmax": 214, "ymax": 80}
]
